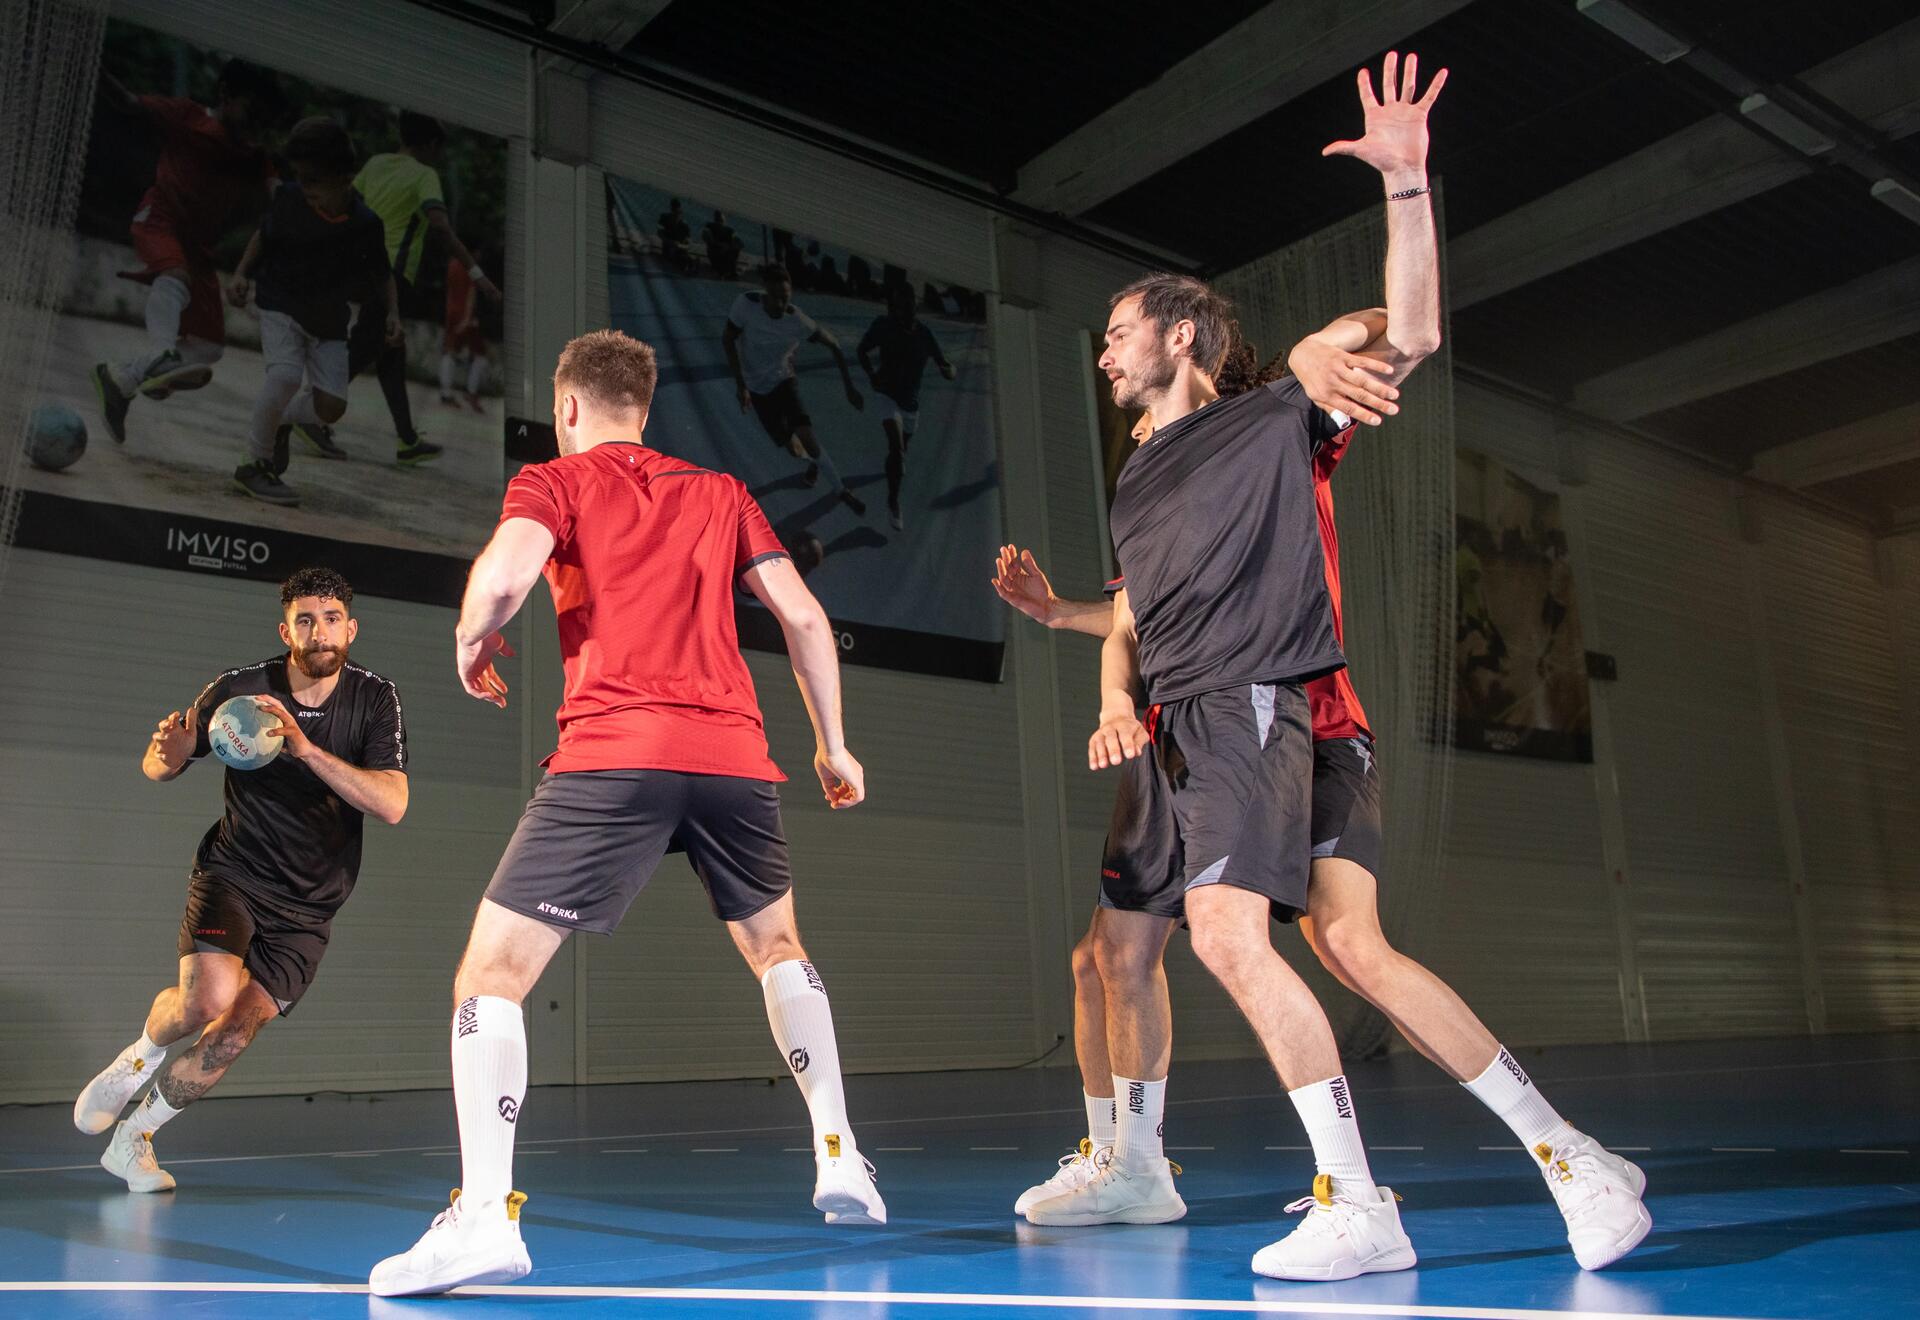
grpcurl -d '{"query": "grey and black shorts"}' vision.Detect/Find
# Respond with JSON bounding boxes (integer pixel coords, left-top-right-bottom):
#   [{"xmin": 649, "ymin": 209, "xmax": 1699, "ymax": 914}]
[
  {"xmin": 485, "ymin": 770, "xmax": 793, "ymax": 933},
  {"xmin": 1310, "ymin": 736, "xmax": 1384, "ymax": 879},
  {"xmin": 1098, "ymin": 682, "xmax": 1316, "ymax": 923}
]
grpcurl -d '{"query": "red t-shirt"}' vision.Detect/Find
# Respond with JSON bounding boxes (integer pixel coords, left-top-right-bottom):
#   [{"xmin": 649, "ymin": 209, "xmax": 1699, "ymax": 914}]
[
  {"xmin": 136, "ymin": 96, "xmax": 272, "ymax": 248},
  {"xmin": 498, "ymin": 443, "xmax": 790, "ymax": 779},
  {"xmin": 1106, "ymin": 421, "xmax": 1371, "ymax": 743},
  {"xmin": 1309, "ymin": 425, "xmax": 1371, "ymax": 742}
]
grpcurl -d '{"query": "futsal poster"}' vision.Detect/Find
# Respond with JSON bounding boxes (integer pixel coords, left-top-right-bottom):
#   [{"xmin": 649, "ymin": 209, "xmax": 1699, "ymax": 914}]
[
  {"xmin": 604, "ymin": 175, "xmax": 1006, "ymax": 682},
  {"xmin": 11, "ymin": 19, "xmax": 511, "ymax": 607},
  {"xmin": 1453, "ymin": 448, "xmax": 1593, "ymax": 761}
]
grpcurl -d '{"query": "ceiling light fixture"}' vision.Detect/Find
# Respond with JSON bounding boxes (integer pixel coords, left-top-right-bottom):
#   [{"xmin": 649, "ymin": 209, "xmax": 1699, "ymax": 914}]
[
  {"xmin": 1870, "ymin": 178, "xmax": 1920, "ymax": 227},
  {"xmin": 1575, "ymin": 0, "xmax": 1692, "ymax": 63},
  {"xmin": 1739, "ymin": 94, "xmax": 1835, "ymax": 155}
]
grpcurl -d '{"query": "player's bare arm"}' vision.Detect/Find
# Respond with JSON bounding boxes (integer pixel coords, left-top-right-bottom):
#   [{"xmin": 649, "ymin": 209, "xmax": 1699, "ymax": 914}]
[
  {"xmin": 723, "ymin": 320, "xmax": 751, "ymax": 412},
  {"xmin": 251, "ymin": 695, "xmax": 408, "ymax": 825},
  {"xmin": 992, "ymin": 545, "xmax": 1114, "ymax": 638},
  {"xmin": 1090, "ymin": 588, "xmax": 1149, "ymax": 771},
  {"xmin": 811, "ymin": 330, "xmax": 865, "ymax": 410},
  {"xmin": 1287, "ymin": 310, "xmax": 1401, "ymax": 426},
  {"xmin": 454, "ymin": 517, "xmax": 554, "ymax": 708},
  {"xmin": 1321, "ymin": 51, "xmax": 1446, "ymax": 388},
  {"xmin": 142, "ymin": 706, "xmax": 198, "ymax": 782},
  {"xmin": 226, "ymin": 230, "xmax": 263, "ymax": 308},
  {"xmin": 741, "ymin": 555, "xmax": 865, "ymax": 809}
]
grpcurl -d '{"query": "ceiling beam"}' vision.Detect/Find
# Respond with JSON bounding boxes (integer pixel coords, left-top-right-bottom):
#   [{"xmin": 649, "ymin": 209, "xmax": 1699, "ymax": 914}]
[
  {"xmin": 1570, "ymin": 256, "xmax": 1920, "ymax": 422},
  {"xmin": 1748, "ymin": 402, "xmax": 1920, "ymax": 488},
  {"xmin": 548, "ymin": 0, "xmax": 673, "ymax": 49},
  {"xmin": 1450, "ymin": 17, "xmax": 1920, "ymax": 309},
  {"xmin": 1012, "ymin": 0, "xmax": 1471, "ymax": 217}
]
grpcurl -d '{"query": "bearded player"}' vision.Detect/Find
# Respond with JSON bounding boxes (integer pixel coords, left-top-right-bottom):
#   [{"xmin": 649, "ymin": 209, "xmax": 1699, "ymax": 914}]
[{"xmin": 73, "ymin": 568, "xmax": 409, "ymax": 1192}]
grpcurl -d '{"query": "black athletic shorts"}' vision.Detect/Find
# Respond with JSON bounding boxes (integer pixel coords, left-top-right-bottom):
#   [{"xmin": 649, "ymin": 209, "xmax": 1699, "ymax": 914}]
[
  {"xmin": 485, "ymin": 769, "xmax": 793, "ymax": 933},
  {"xmin": 1098, "ymin": 682, "xmax": 1315, "ymax": 923},
  {"xmin": 175, "ymin": 872, "xmax": 332, "ymax": 1015},
  {"xmin": 1310, "ymin": 736, "xmax": 1384, "ymax": 879},
  {"xmin": 749, "ymin": 379, "xmax": 811, "ymax": 448}
]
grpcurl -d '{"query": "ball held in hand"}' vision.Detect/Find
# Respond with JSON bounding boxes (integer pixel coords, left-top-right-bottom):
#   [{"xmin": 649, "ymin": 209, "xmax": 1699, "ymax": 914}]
[{"xmin": 208, "ymin": 696, "xmax": 284, "ymax": 770}]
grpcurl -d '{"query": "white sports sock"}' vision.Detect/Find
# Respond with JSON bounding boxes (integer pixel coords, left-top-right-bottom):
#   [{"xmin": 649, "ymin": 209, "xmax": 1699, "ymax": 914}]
[
  {"xmin": 1113, "ymin": 1075, "xmax": 1165, "ymax": 1169},
  {"xmin": 1463, "ymin": 1045, "xmax": 1571, "ymax": 1151},
  {"xmin": 439, "ymin": 353, "xmax": 457, "ymax": 396},
  {"xmin": 143, "ymin": 273, "xmax": 191, "ymax": 355},
  {"xmin": 133, "ymin": 1031, "xmax": 168, "ymax": 1067},
  {"xmin": 809, "ymin": 443, "xmax": 848, "ymax": 494},
  {"xmin": 1288, "ymin": 1074, "xmax": 1377, "ymax": 1201},
  {"xmin": 248, "ymin": 367, "xmax": 303, "ymax": 461},
  {"xmin": 281, "ymin": 387, "xmax": 324, "ymax": 428},
  {"xmin": 452, "ymin": 995, "xmax": 526, "ymax": 1212},
  {"xmin": 761, "ymin": 959, "xmax": 853, "ymax": 1154},
  {"xmin": 1085, "ymin": 1091, "xmax": 1117, "ymax": 1149},
  {"xmin": 131, "ymin": 1085, "xmax": 183, "ymax": 1134},
  {"xmin": 467, "ymin": 354, "xmax": 487, "ymax": 394}
]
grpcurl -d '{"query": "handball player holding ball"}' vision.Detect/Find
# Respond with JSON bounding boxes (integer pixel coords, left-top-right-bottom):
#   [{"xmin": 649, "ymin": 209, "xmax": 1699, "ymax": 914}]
[{"xmin": 72, "ymin": 567, "xmax": 409, "ymax": 1192}]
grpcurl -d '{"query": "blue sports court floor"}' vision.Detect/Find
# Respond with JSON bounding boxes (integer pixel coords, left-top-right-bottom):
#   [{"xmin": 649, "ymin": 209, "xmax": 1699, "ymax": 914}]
[{"xmin": 2, "ymin": 1033, "xmax": 1914, "ymax": 1318}]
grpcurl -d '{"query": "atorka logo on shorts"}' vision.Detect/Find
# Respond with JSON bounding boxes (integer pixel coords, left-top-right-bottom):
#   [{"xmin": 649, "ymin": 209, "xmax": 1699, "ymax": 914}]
[
  {"xmin": 788, "ymin": 1048, "xmax": 810, "ymax": 1074},
  {"xmin": 1329, "ymin": 1076, "xmax": 1354, "ymax": 1120},
  {"xmin": 537, "ymin": 901, "xmax": 580, "ymax": 921}
]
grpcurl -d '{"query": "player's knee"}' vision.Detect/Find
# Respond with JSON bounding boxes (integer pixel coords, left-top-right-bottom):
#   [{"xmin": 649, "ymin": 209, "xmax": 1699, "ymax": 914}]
[
  {"xmin": 1070, "ymin": 934, "xmax": 1102, "ymax": 990},
  {"xmin": 1320, "ymin": 920, "xmax": 1392, "ymax": 987},
  {"xmin": 1092, "ymin": 927, "xmax": 1158, "ymax": 987},
  {"xmin": 1187, "ymin": 917, "xmax": 1259, "ymax": 984},
  {"xmin": 313, "ymin": 392, "xmax": 348, "ymax": 424},
  {"xmin": 180, "ymin": 983, "xmax": 240, "ymax": 1029}
]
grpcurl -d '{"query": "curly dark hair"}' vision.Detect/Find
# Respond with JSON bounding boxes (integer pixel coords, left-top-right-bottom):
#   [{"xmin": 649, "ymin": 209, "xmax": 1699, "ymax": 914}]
[
  {"xmin": 1212, "ymin": 321, "xmax": 1290, "ymax": 398},
  {"xmin": 281, "ymin": 567, "xmax": 353, "ymax": 610}
]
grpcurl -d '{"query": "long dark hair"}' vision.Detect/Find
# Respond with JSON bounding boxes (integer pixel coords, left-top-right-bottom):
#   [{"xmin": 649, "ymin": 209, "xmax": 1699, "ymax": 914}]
[{"xmin": 1212, "ymin": 321, "xmax": 1289, "ymax": 398}]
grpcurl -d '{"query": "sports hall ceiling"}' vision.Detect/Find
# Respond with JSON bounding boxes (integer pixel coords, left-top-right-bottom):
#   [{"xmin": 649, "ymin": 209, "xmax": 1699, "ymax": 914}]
[{"xmin": 444, "ymin": 0, "xmax": 1920, "ymax": 533}]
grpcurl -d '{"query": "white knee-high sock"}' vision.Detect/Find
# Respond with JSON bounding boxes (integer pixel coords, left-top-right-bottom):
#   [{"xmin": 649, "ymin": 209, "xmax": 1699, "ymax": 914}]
[
  {"xmin": 452, "ymin": 995, "xmax": 526, "ymax": 1211},
  {"xmin": 1288, "ymin": 1074, "xmax": 1377, "ymax": 1201},
  {"xmin": 281, "ymin": 386, "xmax": 324, "ymax": 427},
  {"xmin": 761, "ymin": 959, "xmax": 853, "ymax": 1155},
  {"xmin": 467, "ymin": 354, "xmax": 487, "ymax": 394},
  {"xmin": 249, "ymin": 367, "xmax": 303, "ymax": 461},
  {"xmin": 1085, "ymin": 1091, "xmax": 1117, "ymax": 1149},
  {"xmin": 1463, "ymin": 1045, "xmax": 1571, "ymax": 1151},
  {"xmin": 143, "ymin": 273, "xmax": 191, "ymax": 354}
]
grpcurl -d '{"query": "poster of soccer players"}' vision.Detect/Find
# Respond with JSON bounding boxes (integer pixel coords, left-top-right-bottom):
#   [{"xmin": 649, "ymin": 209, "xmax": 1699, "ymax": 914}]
[
  {"xmin": 1453, "ymin": 448, "xmax": 1593, "ymax": 761},
  {"xmin": 13, "ymin": 19, "xmax": 510, "ymax": 605},
  {"xmin": 605, "ymin": 174, "xmax": 1005, "ymax": 682}
]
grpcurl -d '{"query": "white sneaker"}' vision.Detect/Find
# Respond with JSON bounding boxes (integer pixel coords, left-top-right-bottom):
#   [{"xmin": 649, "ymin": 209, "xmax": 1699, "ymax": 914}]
[
  {"xmin": 1015, "ymin": 1137, "xmax": 1105, "ymax": 1216},
  {"xmin": 370, "ymin": 1189, "xmax": 531, "ymax": 1297},
  {"xmin": 1535, "ymin": 1133, "xmax": 1652, "ymax": 1270},
  {"xmin": 75, "ymin": 1041, "xmax": 162, "ymax": 1133},
  {"xmin": 1251, "ymin": 1176, "xmax": 1416, "ymax": 1280},
  {"xmin": 814, "ymin": 1134, "xmax": 886, "ymax": 1225},
  {"xmin": 100, "ymin": 1121, "xmax": 176, "ymax": 1193},
  {"xmin": 1024, "ymin": 1151, "xmax": 1186, "ymax": 1226}
]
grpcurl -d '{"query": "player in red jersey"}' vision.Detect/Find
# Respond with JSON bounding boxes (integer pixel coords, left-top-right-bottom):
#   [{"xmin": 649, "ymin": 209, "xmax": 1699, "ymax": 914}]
[
  {"xmin": 994, "ymin": 305, "xmax": 1650, "ymax": 1272},
  {"xmin": 372, "ymin": 330, "xmax": 883, "ymax": 1297},
  {"xmin": 438, "ymin": 253, "xmax": 491, "ymax": 413},
  {"xmin": 90, "ymin": 60, "xmax": 283, "ymax": 446}
]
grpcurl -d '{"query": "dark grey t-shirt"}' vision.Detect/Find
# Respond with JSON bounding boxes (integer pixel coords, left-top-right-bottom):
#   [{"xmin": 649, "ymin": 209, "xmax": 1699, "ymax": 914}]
[{"xmin": 1110, "ymin": 377, "xmax": 1347, "ymax": 704}]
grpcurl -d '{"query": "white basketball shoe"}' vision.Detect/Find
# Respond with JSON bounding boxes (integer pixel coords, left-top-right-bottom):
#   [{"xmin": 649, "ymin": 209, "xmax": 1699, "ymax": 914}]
[
  {"xmin": 75, "ymin": 1041, "xmax": 162, "ymax": 1134},
  {"xmin": 815, "ymin": 1134, "xmax": 886, "ymax": 1225},
  {"xmin": 1023, "ymin": 1151, "xmax": 1186, "ymax": 1226},
  {"xmin": 1015, "ymin": 1137, "xmax": 1105, "ymax": 1217},
  {"xmin": 1535, "ymin": 1133, "xmax": 1652, "ymax": 1270},
  {"xmin": 1251, "ymin": 1176, "xmax": 1416, "ymax": 1280},
  {"xmin": 100, "ymin": 1121, "xmax": 176, "ymax": 1193},
  {"xmin": 369, "ymin": 1190, "xmax": 532, "ymax": 1297}
]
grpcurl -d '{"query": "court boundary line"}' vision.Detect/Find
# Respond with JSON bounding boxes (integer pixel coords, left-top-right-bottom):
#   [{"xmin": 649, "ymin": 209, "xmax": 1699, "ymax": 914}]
[
  {"xmin": 0, "ymin": 1280, "xmax": 1775, "ymax": 1319},
  {"xmin": 4, "ymin": 1051, "xmax": 1913, "ymax": 1177}
]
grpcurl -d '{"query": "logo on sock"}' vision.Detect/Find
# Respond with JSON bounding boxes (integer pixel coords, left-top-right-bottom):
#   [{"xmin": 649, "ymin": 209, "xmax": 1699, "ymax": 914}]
[
  {"xmin": 456, "ymin": 997, "xmax": 479, "ymax": 1038},
  {"xmin": 1128, "ymin": 1081, "xmax": 1145, "ymax": 1115},
  {"xmin": 1156, "ymin": 1120, "xmax": 1164, "ymax": 1138},
  {"xmin": 498, "ymin": 1096, "xmax": 519, "ymax": 1123},
  {"xmin": 1498, "ymin": 1047, "xmax": 1532, "ymax": 1088},
  {"xmin": 801, "ymin": 961, "xmax": 825, "ymax": 994},
  {"xmin": 824, "ymin": 1134, "xmax": 841, "ymax": 1158},
  {"xmin": 537, "ymin": 901, "xmax": 580, "ymax": 922},
  {"xmin": 1329, "ymin": 1075, "xmax": 1353, "ymax": 1120},
  {"xmin": 788, "ymin": 1047, "xmax": 810, "ymax": 1074}
]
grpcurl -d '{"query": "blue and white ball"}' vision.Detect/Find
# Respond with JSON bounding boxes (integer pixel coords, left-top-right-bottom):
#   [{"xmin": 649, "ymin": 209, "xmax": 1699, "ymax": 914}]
[
  {"xmin": 208, "ymin": 696, "xmax": 284, "ymax": 770},
  {"xmin": 26, "ymin": 403, "xmax": 87, "ymax": 472}
]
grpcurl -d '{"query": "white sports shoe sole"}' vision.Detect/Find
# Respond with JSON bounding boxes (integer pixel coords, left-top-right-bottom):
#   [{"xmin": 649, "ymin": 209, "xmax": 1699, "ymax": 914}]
[
  {"xmin": 1024, "ymin": 1192, "xmax": 1186, "ymax": 1227},
  {"xmin": 1253, "ymin": 1241, "xmax": 1417, "ymax": 1282},
  {"xmin": 1572, "ymin": 1158, "xmax": 1652, "ymax": 1271},
  {"xmin": 815, "ymin": 1183, "xmax": 887, "ymax": 1225},
  {"xmin": 100, "ymin": 1140, "xmax": 175, "ymax": 1193},
  {"xmin": 369, "ymin": 1242, "xmax": 531, "ymax": 1297}
]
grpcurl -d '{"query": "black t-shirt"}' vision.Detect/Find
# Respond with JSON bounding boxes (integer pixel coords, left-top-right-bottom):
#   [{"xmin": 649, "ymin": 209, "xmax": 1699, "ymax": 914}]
[
  {"xmin": 858, "ymin": 315, "xmax": 946, "ymax": 407},
  {"xmin": 1110, "ymin": 378, "xmax": 1346, "ymax": 703},
  {"xmin": 254, "ymin": 182, "xmax": 391, "ymax": 339},
  {"xmin": 187, "ymin": 655, "xmax": 408, "ymax": 922}
]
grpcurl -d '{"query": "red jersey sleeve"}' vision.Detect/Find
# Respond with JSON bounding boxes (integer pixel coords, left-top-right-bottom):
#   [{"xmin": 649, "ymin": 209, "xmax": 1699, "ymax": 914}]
[
  {"xmin": 500, "ymin": 463, "xmax": 572, "ymax": 543},
  {"xmin": 734, "ymin": 483, "xmax": 788, "ymax": 576},
  {"xmin": 1314, "ymin": 422, "xmax": 1358, "ymax": 481}
]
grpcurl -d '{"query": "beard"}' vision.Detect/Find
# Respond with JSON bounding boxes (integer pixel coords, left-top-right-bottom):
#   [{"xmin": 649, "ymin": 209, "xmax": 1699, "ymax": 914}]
[
  {"xmin": 1110, "ymin": 339, "xmax": 1177, "ymax": 411},
  {"xmin": 555, "ymin": 420, "xmax": 580, "ymax": 457},
  {"xmin": 293, "ymin": 641, "xmax": 347, "ymax": 680}
]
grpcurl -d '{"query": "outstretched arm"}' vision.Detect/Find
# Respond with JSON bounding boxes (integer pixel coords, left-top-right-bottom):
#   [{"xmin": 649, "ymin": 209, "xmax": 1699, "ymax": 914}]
[
  {"xmin": 425, "ymin": 208, "xmax": 501, "ymax": 300},
  {"xmin": 454, "ymin": 517, "xmax": 554, "ymax": 707},
  {"xmin": 1321, "ymin": 51, "xmax": 1446, "ymax": 387},
  {"xmin": 812, "ymin": 330, "xmax": 864, "ymax": 410},
  {"xmin": 1090, "ymin": 589, "xmax": 1149, "ymax": 770},
  {"xmin": 991, "ymin": 545, "xmax": 1114, "ymax": 638},
  {"xmin": 741, "ymin": 556, "xmax": 865, "ymax": 808}
]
